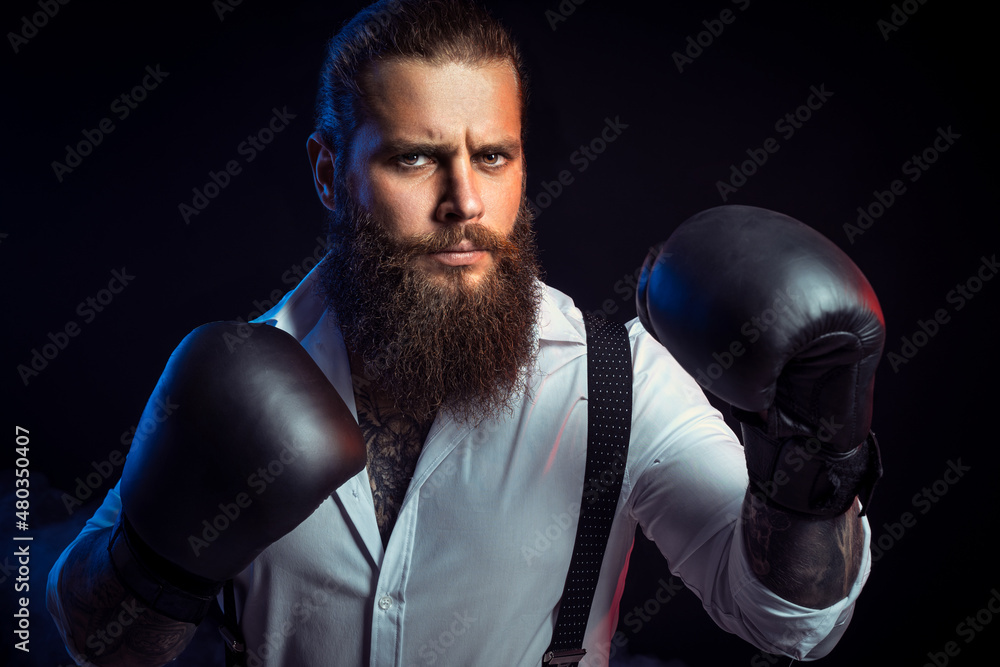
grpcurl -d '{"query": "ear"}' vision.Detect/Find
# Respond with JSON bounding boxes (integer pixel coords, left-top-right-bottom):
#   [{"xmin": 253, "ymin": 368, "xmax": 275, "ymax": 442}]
[{"xmin": 307, "ymin": 131, "xmax": 337, "ymax": 211}]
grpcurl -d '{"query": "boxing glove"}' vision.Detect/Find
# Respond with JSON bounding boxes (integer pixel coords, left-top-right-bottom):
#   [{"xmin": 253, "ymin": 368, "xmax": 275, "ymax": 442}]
[
  {"xmin": 109, "ymin": 322, "xmax": 365, "ymax": 622},
  {"xmin": 637, "ymin": 205, "xmax": 884, "ymax": 517}
]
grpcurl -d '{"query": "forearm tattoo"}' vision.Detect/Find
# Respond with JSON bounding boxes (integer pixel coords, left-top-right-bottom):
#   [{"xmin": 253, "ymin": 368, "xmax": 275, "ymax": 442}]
[
  {"xmin": 742, "ymin": 489, "xmax": 863, "ymax": 609},
  {"xmin": 59, "ymin": 529, "xmax": 197, "ymax": 666}
]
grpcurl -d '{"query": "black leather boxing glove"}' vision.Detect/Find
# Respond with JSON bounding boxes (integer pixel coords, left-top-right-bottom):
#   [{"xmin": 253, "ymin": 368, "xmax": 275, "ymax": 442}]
[
  {"xmin": 637, "ymin": 205, "xmax": 884, "ymax": 517},
  {"xmin": 108, "ymin": 322, "xmax": 365, "ymax": 622}
]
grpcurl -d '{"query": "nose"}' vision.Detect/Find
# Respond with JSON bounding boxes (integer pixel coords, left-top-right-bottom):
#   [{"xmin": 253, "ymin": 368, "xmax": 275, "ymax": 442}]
[{"xmin": 435, "ymin": 159, "xmax": 484, "ymax": 224}]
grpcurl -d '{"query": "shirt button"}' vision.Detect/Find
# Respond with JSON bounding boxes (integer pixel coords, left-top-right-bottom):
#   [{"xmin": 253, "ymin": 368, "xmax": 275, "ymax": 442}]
[{"xmin": 378, "ymin": 595, "xmax": 393, "ymax": 610}]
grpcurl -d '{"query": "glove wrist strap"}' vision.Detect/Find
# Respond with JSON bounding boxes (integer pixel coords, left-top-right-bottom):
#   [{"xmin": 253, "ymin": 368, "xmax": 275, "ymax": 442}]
[
  {"xmin": 738, "ymin": 416, "xmax": 883, "ymax": 517},
  {"xmin": 108, "ymin": 512, "xmax": 221, "ymax": 624}
]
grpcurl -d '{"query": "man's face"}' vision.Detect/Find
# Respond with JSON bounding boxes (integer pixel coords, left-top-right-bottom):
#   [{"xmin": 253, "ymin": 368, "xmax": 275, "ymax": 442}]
[
  {"xmin": 345, "ymin": 58, "xmax": 525, "ymax": 288},
  {"xmin": 315, "ymin": 57, "xmax": 541, "ymax": 424}
]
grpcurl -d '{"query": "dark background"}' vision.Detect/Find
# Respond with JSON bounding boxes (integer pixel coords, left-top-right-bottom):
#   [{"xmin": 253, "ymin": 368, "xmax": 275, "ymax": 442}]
[{"xmin": 2, "ymin": 0, "xmax": 997, "ymax": 665}]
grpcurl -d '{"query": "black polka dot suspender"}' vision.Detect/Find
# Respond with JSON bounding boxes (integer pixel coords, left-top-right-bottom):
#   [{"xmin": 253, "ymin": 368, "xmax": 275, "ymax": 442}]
[{"xmin": 543, "ymin": 313, "xmax": 633, "ymax": 666}]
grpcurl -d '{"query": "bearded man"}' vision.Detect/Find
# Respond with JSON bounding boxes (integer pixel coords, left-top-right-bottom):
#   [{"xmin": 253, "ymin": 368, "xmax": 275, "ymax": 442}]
[{"xmin": 47, "ymin": 1, "xmax": 884, "ymax": 666}]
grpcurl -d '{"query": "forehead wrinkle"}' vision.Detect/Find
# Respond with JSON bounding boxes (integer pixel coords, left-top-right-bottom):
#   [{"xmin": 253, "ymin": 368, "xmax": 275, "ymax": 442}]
[{"xmin": 363, "ymin": 58, "xmax": 521, "ymax": 143}]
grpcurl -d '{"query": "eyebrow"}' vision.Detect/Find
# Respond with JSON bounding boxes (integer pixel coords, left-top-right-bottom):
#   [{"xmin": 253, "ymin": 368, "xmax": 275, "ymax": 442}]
[{"xmin": 380, "ymin": 138, "xmax": 522, "ymax": 158}]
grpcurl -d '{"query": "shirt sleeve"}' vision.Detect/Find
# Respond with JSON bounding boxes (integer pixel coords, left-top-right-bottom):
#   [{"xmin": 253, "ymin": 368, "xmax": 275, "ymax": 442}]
[
  {"xmin": 624, "ymin": 321, "xmax": 871, "ymax": 660},
  {"xmin": 46, "ymin": 482, "xmax": 123, "ymax": 664}
]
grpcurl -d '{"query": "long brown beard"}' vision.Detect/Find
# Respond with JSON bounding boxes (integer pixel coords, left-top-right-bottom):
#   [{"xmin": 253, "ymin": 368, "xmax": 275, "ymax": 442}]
[{"xmin": 320, "ymin": 187, "xmax": 542, "ymax": 425}]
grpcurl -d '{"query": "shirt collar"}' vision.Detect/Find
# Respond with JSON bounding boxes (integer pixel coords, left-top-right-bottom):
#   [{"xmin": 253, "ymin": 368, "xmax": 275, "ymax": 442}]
[
  {"xmin": 250, "ymin": 254, "xmax": 327, "ymax": 336},
  {"xmin": 534, "ymin": 280, "xmax": 586, "ymax": 346}
]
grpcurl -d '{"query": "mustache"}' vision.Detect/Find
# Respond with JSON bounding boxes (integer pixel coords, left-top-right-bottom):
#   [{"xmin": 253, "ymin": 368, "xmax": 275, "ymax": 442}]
[{"xmin": 394, "ymin": 223, "xmax": 517, "ymax": 257}]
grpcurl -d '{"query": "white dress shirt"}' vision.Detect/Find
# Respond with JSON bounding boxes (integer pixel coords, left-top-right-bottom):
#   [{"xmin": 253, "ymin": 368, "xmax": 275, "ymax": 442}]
[{"xmin": 48, "ymin": 258, "xmax": 872, "ymax": 666}]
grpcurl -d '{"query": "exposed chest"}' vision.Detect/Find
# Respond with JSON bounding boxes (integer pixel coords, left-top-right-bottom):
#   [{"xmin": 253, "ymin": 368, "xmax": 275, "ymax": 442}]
[{"xmin": 353, "ymin": 382, "xmax": 433, "ymax": 546}]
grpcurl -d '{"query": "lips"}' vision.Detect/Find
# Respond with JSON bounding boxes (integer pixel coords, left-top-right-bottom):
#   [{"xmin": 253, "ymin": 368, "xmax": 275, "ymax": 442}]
[{"xmin": 429, "ymin": 241, "xmax": 490, "ymax": 267}]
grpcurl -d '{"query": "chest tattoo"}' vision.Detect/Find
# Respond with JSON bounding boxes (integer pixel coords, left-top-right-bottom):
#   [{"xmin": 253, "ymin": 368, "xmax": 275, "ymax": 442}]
[{"xmin": 352, "ymin": 373, "xmax": 434, "ymax": 547}]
